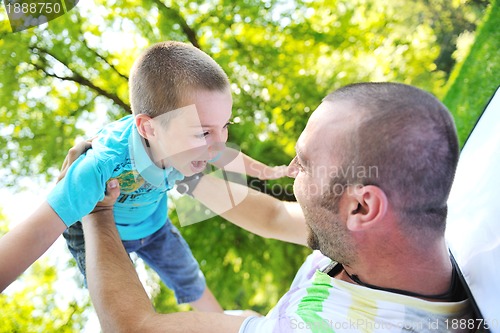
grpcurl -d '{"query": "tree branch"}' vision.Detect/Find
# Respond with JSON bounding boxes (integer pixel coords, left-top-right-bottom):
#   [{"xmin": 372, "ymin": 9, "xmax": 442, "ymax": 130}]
[
  {"xmin": 30, "ymin": 47, "xmax": 132, "ymax": 114},
  {"xmin": 78, "ymin": 28, "xmax": 130, "ymax": 81},
  {"xmin": 87, "ymin": 45, "xmax": 129, "ymax": 81},
  {"xmin": 151, "ymin": 0, "xmax": 201, "ymax": 49}
]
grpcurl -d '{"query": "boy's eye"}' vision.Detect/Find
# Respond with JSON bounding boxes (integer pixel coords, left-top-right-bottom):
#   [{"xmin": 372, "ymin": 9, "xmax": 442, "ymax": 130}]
[
  {"xmin": 195, "ymin": 131, "xmax": 210, "ymax": 139},
  {"xmin": 195, "ymin": 121, "xmax": 233, "ymax": 138}
]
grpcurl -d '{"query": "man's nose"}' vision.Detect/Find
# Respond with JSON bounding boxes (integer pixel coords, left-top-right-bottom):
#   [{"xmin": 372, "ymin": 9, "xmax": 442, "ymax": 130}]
[{"xmin": 288, "ymin": 158, "xmax": 299, "ymax": 178}]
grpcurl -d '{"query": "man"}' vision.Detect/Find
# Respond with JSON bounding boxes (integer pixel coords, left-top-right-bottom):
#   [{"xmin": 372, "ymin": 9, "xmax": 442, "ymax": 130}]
[{"xmin": 82, "ymin": 82, "xmax": 472, "ymax": 332}]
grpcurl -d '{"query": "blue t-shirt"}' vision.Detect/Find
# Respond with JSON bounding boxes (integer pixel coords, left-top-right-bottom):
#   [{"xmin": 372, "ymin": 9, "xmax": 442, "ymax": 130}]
[{"xmin": 47, "ymin": 115, "xmax": 184, "ymax": 240}]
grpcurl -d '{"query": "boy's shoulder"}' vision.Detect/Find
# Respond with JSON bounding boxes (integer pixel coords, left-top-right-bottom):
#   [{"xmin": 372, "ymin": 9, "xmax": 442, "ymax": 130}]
[{"xmin": 92, "ymin": 115, "xmax": 135, "ymax": 162}]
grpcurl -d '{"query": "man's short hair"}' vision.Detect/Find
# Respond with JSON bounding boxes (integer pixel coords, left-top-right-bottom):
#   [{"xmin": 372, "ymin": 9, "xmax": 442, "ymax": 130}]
[
  {"xmin": 129, "ymin": 41, "xmax": 229, "ymax": 118},
  {"xmin": 325, "ymin": 82, "xmax": 459, "ymax": 236}
]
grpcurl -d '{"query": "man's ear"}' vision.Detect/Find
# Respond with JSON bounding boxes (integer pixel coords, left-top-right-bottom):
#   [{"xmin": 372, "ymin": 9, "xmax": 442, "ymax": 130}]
[
  {"xmin": 135, "ymin": 114, "xmax": 155, "ymax": 139},
  {"xmin": 345, "ymin": 185, "xmax": 388, "ymax": 231}
]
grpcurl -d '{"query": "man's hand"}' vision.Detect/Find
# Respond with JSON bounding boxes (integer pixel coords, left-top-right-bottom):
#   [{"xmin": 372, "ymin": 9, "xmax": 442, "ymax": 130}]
[
  {"xmin": 91, "ymin": 179, "xmax": 121, "ymax": 214},
  {"xmin": 57, "ymin": 138, "xmax": 119, "ymax": 211},
  {"xmin": 57, "ymin": 139, "xmax": 93, "ymax": 183}
]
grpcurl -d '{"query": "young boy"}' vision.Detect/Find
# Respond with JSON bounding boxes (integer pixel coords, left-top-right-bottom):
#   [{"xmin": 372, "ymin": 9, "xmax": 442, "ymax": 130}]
[{"xmin": 47, "ymin": 41, "xmax": 286, "ymax": 311}]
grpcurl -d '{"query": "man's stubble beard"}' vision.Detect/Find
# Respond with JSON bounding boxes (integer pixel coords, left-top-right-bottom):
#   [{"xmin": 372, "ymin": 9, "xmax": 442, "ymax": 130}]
[{"xmin": 302, "ymin": 196, "xmax": 357, "ymax": 266}]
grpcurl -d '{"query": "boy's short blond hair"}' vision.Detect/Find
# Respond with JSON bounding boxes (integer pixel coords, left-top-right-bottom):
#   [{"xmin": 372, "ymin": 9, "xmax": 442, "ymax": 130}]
[{"xmin": 129, "ymin": 41, "xmax": 229, "ymax": 118}]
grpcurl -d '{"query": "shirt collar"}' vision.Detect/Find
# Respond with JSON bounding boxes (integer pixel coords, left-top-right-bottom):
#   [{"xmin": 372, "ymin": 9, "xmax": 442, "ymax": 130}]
[{"xmin": 129, "ymin": 125, "xmax": 184, "ymax": 189}]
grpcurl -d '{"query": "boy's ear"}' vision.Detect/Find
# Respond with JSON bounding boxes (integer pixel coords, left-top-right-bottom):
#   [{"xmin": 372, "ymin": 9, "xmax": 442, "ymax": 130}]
[
  {"xmin": 135, "ymin": 114, "xmax": 155, "ymax": 139},
  {"xmin": 345, "ymin": 185, "xmax": 388, "ymax": 232}
]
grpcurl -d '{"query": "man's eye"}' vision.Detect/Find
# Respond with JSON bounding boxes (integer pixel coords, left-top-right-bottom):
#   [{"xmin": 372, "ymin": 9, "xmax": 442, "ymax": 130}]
[
  {"xmin": 292, "ymin": 156, "xmax": 305, "ymax": 172},
  {"xmin": 223, "ymin": 121, "xmax": 234, "ymax": 129},
  {"xmin": 296, "ymin": 161, "xmax": 305, "ymax": 172}
]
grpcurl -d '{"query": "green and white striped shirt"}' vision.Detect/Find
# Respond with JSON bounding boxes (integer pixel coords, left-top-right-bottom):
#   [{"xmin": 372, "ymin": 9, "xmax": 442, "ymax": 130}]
[{"xmin": 239, "ymin": 251, "xmax": 472, "ymax": 333}]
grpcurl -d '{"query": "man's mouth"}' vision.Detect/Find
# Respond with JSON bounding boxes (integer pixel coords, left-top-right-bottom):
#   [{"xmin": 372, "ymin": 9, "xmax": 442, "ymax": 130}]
[{"xmin": 190, "ymin": 160, "xmax": 207, "ymax": 173}]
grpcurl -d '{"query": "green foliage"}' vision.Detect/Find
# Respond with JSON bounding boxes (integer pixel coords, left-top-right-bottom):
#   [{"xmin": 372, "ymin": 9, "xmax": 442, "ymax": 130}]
[
  {"xmin": 0, "ymin": 209, "xmax": 8, "ymax": 235},
  {"xmin": 0, "ymin": 262, "xmax": 89, "ymax": 332},
  {"xmin": 0, "ymin": 4, "xmax": 131, "ymax": 186},
  {"xmin": 0, "ymin": 0, "xmax": 488, "ymax": 187},
  {"xmin": 152, "ymin": 281, "xmax": 191, "ymax": 313},
  {"xmin": 442, "ymin": 0, "xmax": 500, "ymax": 147},
  {"xmin": 0, "ymin": 216, "xmax": 88, "ymax": 332},
  {"xmin": 412, "ymin": 0, "xmax": 489, "ymax": 75}
]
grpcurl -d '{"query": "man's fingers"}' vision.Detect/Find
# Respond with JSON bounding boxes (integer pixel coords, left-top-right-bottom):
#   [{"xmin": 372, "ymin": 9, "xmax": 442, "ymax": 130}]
[
  {"xmin": 106, "ymin": 179, "xmax": 120, "ymax": 201},
  {"xmin": 96, "ymin": 179, "xmax": 121, "ymax": 208},
  {"xmin": 88, "ymin": 179, "xmax": 120, "ymax": 214},
  {"xmin": 67, "ymin": 141, "xmax": 92, "ymax": 165},
  {"xmin": 56, "ymin": 156, "xmax": 71, "ymax": 183},
  {"xmin": 57, "ymin": 140, "xmax": 93, "ymax": 183}
]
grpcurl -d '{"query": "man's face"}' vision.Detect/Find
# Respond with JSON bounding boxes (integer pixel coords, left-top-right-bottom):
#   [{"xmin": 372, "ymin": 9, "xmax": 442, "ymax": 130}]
[
  {"xmin": 148, "ymin": 89, "xmax": 232, "ymax": 176},
  {"xmin": 290, "ymin": 100, "xmax": 358, "ymax": 264}
]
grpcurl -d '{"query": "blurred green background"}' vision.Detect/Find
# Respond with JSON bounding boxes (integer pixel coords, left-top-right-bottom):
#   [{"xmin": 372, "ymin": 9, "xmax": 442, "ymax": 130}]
[{"xmin": 0, "ymin": 0, "xmax": 498, "ymax": 331}]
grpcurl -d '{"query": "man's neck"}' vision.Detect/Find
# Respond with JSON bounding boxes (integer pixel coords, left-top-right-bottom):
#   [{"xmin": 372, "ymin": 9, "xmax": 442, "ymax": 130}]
[{"xmin": 337, "ymin": 240, "xmax": 455, "ymax": 302}]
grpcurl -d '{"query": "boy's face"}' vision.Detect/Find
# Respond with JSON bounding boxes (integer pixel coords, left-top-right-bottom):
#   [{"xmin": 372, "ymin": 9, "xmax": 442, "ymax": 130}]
[{"xmin": 147, "ymin": 89, "xmax": 233, "ymax": 176}]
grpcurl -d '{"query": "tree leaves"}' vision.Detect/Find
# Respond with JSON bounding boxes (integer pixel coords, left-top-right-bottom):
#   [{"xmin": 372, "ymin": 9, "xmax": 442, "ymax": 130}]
[{"xmin": 0, "ymin": 0, "xmax": 488, "ymax": 186}]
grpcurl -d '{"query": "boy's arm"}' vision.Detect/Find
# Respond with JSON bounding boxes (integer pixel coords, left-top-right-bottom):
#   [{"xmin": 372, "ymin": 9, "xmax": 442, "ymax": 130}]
[
  {"xmin": 0, "ymin": 202, "xmax": 66, "ymax": 292},
  {"xmin": 83, "ymin": 183, "xmax": 245, "ymax": 333},
  {"xmin": 211, "ymin": 146, "xmax": 289, "ymax": 180},
  {"xmin": 240, "ymin": 152, "xmax": 289, "ymax": 180},
  {"xmin": 192, "ymin": 174, "xmax": 307, "ymax": 246},
  {"xmin": 48, "ymin": 147, "xmax": 112, "ymax": 227}
]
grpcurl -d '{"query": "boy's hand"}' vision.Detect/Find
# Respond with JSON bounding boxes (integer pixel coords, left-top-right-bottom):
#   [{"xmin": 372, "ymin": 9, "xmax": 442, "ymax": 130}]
[
  {"xmin": 258, "ymin": 165, "xmax": 290, "ymax": 180},
  {"xmin": 57, "ymin": 139, "xmax": 93, "ymax": 183}
]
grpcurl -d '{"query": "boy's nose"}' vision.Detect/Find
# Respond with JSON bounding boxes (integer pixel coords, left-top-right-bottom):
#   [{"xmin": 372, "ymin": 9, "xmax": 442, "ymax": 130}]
[
  {"xmin": 208, "ymin": 142, "xmax": 225, "ymax": 159},
  {"xmin": 211, "ymin": 131, "xmax": 228, "ymax": 145}
]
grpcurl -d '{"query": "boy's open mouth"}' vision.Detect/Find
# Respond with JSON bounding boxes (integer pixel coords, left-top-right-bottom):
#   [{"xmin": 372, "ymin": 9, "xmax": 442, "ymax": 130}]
[{"xmin": 190, "ymin": 160, "xmax": 207, "ymax": 173}]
